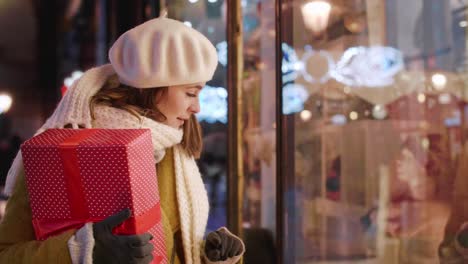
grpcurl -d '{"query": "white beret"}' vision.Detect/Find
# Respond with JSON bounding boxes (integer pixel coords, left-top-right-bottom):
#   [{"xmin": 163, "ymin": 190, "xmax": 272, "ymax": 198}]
[{"xmin": 109, "ymin": 17, "xmax": 218, "ymax": 88}]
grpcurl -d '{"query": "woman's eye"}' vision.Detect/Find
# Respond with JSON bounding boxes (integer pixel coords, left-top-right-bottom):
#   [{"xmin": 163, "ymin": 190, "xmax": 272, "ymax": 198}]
[{"xmin": 186, "ymin": 93, "xmax": 197, "ymax": 98}]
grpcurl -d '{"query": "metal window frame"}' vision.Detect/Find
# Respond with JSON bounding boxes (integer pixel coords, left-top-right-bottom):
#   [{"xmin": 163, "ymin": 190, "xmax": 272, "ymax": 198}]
[{"xmin": 226, "ymin": 0, "xmax": 244, "ymax": 237}]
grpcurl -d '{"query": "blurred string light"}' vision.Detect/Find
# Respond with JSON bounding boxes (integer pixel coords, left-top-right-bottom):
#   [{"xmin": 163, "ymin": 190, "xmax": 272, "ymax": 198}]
[
  {"xmin": 431, "ymin": 73, "xmax": 447, "ymax": 90},
  {"xmin": 282, "ymin": 83, "xmax": 309, "ymax": 115},
  {"xmin": 349, "ymin": 111, "xmax": 358, "ymax": 120},
  {"xmin": 301, "ymin": 1, "xmax": 331, "ymax": 34},
  {"xmin": 417, "ymin": 93, "xmax": 426, "ymax": 103},
  {"xmin": 331, "ymin": 114, "xmax": 347, "ymax": 125},
  {"xmin": 438, "ymin": 93, "xmax": 451, "ymax": 104},
  {"xmin": 444, "ymin": 116, "xmax": 461, "ymax": 127},
  {"xmin": 445, "ymin": 111, "xmax": 461, "ymax": 127},
  {"xmin": 460, "ymin": 20, "xmax": 468, "ymax": 28},
  {"xmin": 0, "ymin": 93, "xmax": 12, "ymax": 114},
  {"xmin": 344, "ymin": 13, "xmax": 366, "ymax": 34},
  {"xmin": 445, "ymin": 116, "xmax": 460, "ymax": 127},
  {"xmin": 188, "ymin": 0, "xmax": 198, "ymax": 3},
  {"xmin": 62, "ymin": 70, "xmax": 84, "ymax": 96},
  {"xmin": 207, "ymin": 26, "xmax": 215, "ymax": 34},
  {"xmin": 196, "ymin": 85, "xmax": 228, "ymax": 123},
  {"xmin": 64, "ymin": 70, "xmax": 84, "ymax": 87},
  {"xmin": 372, "ymin": 104, "xmax": 387, "ymax": 119},
  {"xmin": 421, "ymin": 138, "xmax": 430, "ymax": 149},
  {"xmin": 207, "ymin": 0, "xmax": 218, "ymax": 2},
  {"xmin": 300, "ymin": 110, "xmax": 312, "ymax": 121},
  {"xmin": 183, "ymin": 21, "xmax": 192, "ymax": 28},
  {"xmin": 216, "ymin": 41, "xmax": 227, "ymax": 67}
]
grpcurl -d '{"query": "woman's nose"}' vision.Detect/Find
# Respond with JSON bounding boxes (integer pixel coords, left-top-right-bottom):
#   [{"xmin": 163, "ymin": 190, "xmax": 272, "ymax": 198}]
[{"xmin": 189, "ymin": 100, "xmax": 200, "ymax": 114}]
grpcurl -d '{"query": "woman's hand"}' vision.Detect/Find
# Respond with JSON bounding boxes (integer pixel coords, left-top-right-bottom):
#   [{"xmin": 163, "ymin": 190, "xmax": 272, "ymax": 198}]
[
  {"xmin": 93, "ymin": 208, "xmax": 154, "ymax": 264},
  {"xmin": 204, "ymin": 227, "xmax": 244, "ymax": 262},
  {"xmin": 457, "ymin": 223, "xmax": 468, "ymax": 248}
]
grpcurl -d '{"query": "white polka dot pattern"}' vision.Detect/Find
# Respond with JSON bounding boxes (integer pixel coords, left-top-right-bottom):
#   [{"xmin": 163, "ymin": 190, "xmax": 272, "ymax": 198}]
[
  {"xmin": 147, "ymin": 221, "xmax": 166, "ymax": 263},
  {"xmin": 21, "ymin": 129, "xmax": 167, "ymax": 263},
  {"xmin": 22, "ymin": 129, "xmax": 77, "ymax": 219},
  {"xmin": 126, "ymin": 132, "xmax": 160, "ymax": 215}
]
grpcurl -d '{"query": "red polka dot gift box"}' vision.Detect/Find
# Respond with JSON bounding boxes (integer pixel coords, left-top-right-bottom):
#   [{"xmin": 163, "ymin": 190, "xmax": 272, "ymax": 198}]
[{"xmin": 21, "ymin": 129, "xmax": 167, "ymax": 264}]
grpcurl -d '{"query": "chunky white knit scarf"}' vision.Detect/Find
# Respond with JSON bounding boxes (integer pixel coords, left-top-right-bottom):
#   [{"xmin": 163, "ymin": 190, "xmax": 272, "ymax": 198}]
[
  {"xmin": 92, "ymin": 106, "xmax": 210, "ymax": 264},
  {"xmin": 4, "ymin": 64, "xmax": 209, "ymax": 264}
]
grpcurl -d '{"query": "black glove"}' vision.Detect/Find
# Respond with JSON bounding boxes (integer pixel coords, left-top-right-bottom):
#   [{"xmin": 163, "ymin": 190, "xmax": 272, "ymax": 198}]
[
  {"xmin": 457, "ymin": 225, "xmax": 468, "ymax": 248},
  {"xmin": 93, "ymin": 208, "xmax": 154, "ymax": 264},
  {"xmin": 205, "ymin": 229, "xmax": 243, "ymax": 261}
]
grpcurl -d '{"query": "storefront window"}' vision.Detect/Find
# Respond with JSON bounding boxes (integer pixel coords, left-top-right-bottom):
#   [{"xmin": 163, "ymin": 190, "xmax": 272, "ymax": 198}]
[{"xmin": 280, "ymin": 0, "xmax": 468, "ymax": 263}]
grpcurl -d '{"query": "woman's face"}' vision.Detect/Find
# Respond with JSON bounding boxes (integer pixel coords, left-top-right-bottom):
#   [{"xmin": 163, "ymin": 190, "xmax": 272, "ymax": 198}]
[{"xmin": 156, "ymin": 82, "xmax": 204, "ymax": 128}]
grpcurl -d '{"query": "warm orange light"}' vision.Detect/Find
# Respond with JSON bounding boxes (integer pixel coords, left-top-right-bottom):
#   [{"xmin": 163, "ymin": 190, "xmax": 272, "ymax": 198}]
[
  {"xmin": 0, "ymin": 94, "xmax": 12, "ymax": 114},
  {"xmin": 301, "ymin": 1, "xmax": 332, "ymax": 33}
]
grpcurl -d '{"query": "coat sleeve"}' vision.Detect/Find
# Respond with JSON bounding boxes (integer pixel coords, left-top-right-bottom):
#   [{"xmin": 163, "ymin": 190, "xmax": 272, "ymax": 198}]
[{"xmin": 0, "ymin": 168, "xmax": 75, "ymax": 263}]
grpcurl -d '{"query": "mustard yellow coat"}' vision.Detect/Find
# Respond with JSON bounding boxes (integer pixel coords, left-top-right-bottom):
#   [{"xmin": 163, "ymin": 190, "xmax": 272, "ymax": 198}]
[
  {"xmin": 0, "ymin": 166, "xmax": 75, "ymax": 263},
  {"xmin": 0, "ymin": 147, "xmax": 183, "ymax": 263}
]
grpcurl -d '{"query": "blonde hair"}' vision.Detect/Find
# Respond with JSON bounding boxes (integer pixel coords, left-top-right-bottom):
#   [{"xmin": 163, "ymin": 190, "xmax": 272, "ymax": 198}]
[{"xmin": 90, "ymin": 75, "xmax": 203, "ymax": 158}]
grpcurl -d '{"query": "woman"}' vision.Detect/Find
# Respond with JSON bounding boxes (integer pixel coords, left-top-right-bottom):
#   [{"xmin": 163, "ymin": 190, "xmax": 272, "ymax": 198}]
[{"xmin": 0, "ymin": 17, "xmax": 244, "ymax": 264}]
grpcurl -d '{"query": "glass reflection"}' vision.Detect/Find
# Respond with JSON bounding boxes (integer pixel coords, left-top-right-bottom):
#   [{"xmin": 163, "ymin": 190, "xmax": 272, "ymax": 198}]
[{"xmin": 281, "ymin": 0, "xmax": 468, "ymax": 263}]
